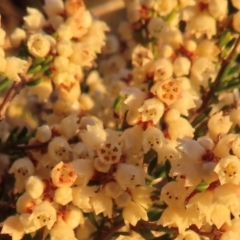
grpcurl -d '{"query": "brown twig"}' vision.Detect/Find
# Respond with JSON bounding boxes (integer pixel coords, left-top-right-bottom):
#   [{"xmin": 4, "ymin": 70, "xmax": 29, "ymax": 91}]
[
  {"xmin": 197, "ymin": 34, "xmax": 240, "ymax": 114},
  {"xmin": 0, "ymin": 80, "xmax": 25, "ymax": 121}
]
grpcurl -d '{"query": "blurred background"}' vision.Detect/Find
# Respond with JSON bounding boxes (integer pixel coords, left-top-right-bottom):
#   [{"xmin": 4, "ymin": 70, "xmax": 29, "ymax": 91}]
[{"xmin": 0, "ymin": 0, "xmax": 125, "ymax": 34}]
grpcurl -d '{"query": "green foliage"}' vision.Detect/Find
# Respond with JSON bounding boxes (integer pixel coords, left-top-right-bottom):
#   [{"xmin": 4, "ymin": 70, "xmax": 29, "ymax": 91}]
[
  {"xmin": 26, "ymin": 78, "xmax": 42, "ymax": 86},
  {"xmin": 0, "ymin": 78, "xmax": 11, "ymax": 91}
]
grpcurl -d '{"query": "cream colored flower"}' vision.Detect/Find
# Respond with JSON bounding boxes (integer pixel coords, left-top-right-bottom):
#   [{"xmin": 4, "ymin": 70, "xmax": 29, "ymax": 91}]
[
  {"xmin": 43, "ymin": 0, "xmax": 64, "ymax": 17},
  {"xmin": 35, "ymin": 125, "xmax": 52, "ymax": 143},
  {"xmin": 103, "ymin": 181, "xmax": 123, "ymax": 199},
  {"xmin": 173, "ymin": 57, "xmax": 191, "ymax": 77},
  {"xmin": 56, "ymin": 40, "xmax": 73, "ymax": 57},
  {"xmin": 10, "ymin": 28, "xmax": 26, "ymax": 47},
  {"xmin": 59, "ymin": 114, "xmax": 79, "ymax": 140},
  {"xmin": 0, "ymin": 28, "xmax": 6, "ymax": 46},
  {"xmin": 65, "ymin": 0, "xmax": 85, "ymax": 16},
  {"xmin": 1, "ymin": 216, "xmax": 24, "ymax": 240},
  {"xmin": 25, "ymin": 176, "xmax": 45, "ymax": 199},
  {"xmin": 232, "ymin": 0, "xmax": 240, "ymax": 10},
  {"xmin": 54, "ymin": 187, "xmax": 73, "ymax": 205},
  {"xmin": 23, "ymin": 7, "xmax": 46, "ymax": 31},
  {"xmin": 9, "ymin": 157, "xmax": 35, "ymax": 192},
  {"xmin": 214, "ymin": 155, "xmax": 240, "ymax": 185},
  {"xmin": 5, "ymin": 57, "xmax": 28, "ymax": 82},
  {"xmin": 147, "ymin": 17, "xmax": 166, "ymax": 38},
  {"xmin": 51, "ymin": 161, "xmax": 78, "ymax": 187},
  {"xmin": 233, "ymin": 11, "xmax": 240, "ymax": 32},
  {"xmin": 122, "ymin": 201, "xmax": 148, "ymax": 226}
]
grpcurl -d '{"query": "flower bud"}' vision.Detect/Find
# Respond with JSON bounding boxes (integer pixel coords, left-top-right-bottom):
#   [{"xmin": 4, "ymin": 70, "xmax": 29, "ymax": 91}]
[
  {"xmin": 54, "ymin": 187, "xmax": 73, "ymax": 205},
  {"xmin": 36, "ymin": 125, "xmax": 52, "ymax": 143},
  {"xmin": 25, "ymin": 176, "xmax": 45, "ymax": 199}
]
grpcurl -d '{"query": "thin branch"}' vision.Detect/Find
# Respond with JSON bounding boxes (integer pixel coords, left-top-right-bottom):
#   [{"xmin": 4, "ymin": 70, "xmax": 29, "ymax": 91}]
[
  {"xmin": 0, "ymin": 80, "xmax": 25, "ymax": 121},
  {"xmin": 197, "ymin": 34, "xmax": 240, "ymax": 114}
]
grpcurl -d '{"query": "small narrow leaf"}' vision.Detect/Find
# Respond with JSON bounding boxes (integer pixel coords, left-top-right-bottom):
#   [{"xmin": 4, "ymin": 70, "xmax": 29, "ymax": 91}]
[
  {"xmin": 113, "ymin": 96, "xmax": 123, "ymax": 111},
  {"xmin": 147, "ymin": 208, "xmax": 162, "ymax": 222},
  {"xmin": 27, "ymin": 65, "xmax": 42, "ymax": 74},
  {"xmin": 0, "ymin": 78, "xmax": 11, "ymax": 91},
  {"xmin": 26, "ymin": 78, "xmax": 42, "ymax": 86},
  {"xmin": 137, "ymin": 227, "xmax": 155, "ymax": 240},
  {"xmin": 148, "ymin": 156, "xmax": 158, "ymax": 175},
  {"xmin": 32, "ymin": 57, "xmax": 45, "ymax": 67},
  {"xmin": 17, "ymin": 126, "xmax": 28, "ymax": 143}
]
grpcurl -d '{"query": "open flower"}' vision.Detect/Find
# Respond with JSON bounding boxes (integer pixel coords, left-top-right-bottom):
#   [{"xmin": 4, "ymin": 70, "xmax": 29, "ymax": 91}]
[
  {"xmin": 23, "ymin": 8, "xmax": 46, "ymax": 31},
  {"xmin": 27, "ymin": 33, "xmax": 51, "ymax": 58},
  {"xmin": 51, "ymin": 161, "xmax": 78, "ymax": 187},
  {"xmin": 214, "ymin": 155, "xmax": 240, "ymax": 185}
]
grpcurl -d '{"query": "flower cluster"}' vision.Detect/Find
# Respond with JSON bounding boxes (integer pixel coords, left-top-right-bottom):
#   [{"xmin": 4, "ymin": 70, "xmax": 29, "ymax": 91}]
[{"xmin": 1, "ymin": 0, "xmax": 240, "ymax": 240}]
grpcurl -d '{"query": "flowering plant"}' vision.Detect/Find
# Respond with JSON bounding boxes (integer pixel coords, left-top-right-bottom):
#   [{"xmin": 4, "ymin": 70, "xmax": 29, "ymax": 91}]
[{"xmin": 1, "ymin": 0, "xmax": 240, "ymax": 239}]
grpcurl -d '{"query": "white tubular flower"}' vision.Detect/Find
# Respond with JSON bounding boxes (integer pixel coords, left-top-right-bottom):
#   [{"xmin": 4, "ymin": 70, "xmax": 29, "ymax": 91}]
[
  {"xmin": 103, "ymin": 35, "xmax": 120, "ymax": 54},
  {"xmin": 154, "ymin": 0, "xmax": 177, "ymax": 16},
  {"xmin": 121, "ymin": 87, "xmax": 146, "ymax": 110},
  {"xmin": 53, "ymin": 56, "xmax": 69, "ymax": 72},
  {"xmin": 5, "ymin": 57, "xmax": 28, "ymax": 82},
  {"xmin": 43, "ymin": 0, "xmax": 64, "ymax": 17},
  {"xmin": 23, "ymin": 7, "xmax": 46, "ymax": 31},
  {"xmin": 56, "ymin": 40, "xmax": 73, "ymax": 57},
  {"xmin": 131, "ymin": 186, "xmax": 152, "ymax": 209},
  {"xmin": 72, "ymin": 186, "xmax": 96, "ymax": 212},
  {"xmin": 72, "ymin": 142, "xmax": 93, "ymax": 159},
  {"xmin": 197, "ymin": 136, "xmax": 215, "ymax": 150},
  {"xmin": 57, "ymin": 23, "xmax": 73, "ymax": 40},
  {"xmin": 97, "ymin": 141, "xmax": 121, "ymax": 165},
  {"xmin": 48, "ymin": 137, "xmax": 72, "ymax": 162},
  {"xmin": 25, "ymin": 176, "xmax": 45, "ymax": 199},
  {"xmin": 138, "ymin": 97, "xmax": 164, "ymax": 124},
  {"xmin": 10, "ymin": 28, "xmax": 26, "ymax": 47},
  {"xmin": 208, "ymin": 0, "xmax": 227, "ymax": 20},
  {"xmin": 115, "ymin": 163, "xmax": 145, "ymax": 190},
  {"xmin": 35, "ymin": 125, "xmax": 52, "ymax": 143},
  {"xmin": 177, "ymin": 139, "xmax": 206, "ymax": 162},
  {"xmin": 213, "ymin": 134, "xmax": 236, "ymax": 158},
  {"xmin": 21, "ymin": 201, "xmax": 57, "ymax": 233},
  {"xmin": 115, "ymin": 191, "xmax": 131, "ymax": 208},
  {"xmin": 232, "ymin": 136, "xmax": 240, "ymax": 159},
  {"xmin": 152, "ymin": 58, "xmax": 173, "ymax": 81},
  {"xmin": 70, "ymin": 42, "xmax": 95, "ymax": 67},
  {"xmin": 173, "ymin": 57, "xmax": 191, "ymax": 77},
  {"xmin": 27, "ymin": 33, "xmax": 51, "ymax": 58},
  {"xmin": 158, "ymin": 206, "xmax": 189, "ymax": 233},
  {"xmin": 9, "ymin": 157, "xmax": 35, "ymax": 192},
  {"xmin": 51, "ymin": 161, "xmax": 77, "ymax": 187},
  {"xmin": 186, "ymin": 13, "xmax": 216, "ymax": 39},
  {"xmin": 103, "ymin": 181, "xmax": 123, "ymax": 199},
  {"xmin": 16, "ymin": 192, "xmax": 41, "ymax": 214},
  {"xmin": 94, "ymin": 157, "xmax": 111, "ymax": 173},
  {"xmin": 59, "ymin": 115, "xmax": 79, "ymax": 140},
  {"xmin": 214, "ymin": 155, "xmax": 240, "ymax": 185},
  {"xmin": 65, "ymin": 0, "xmax": 85, "ymax": 16},
  {"xmin": 80, "ymin": 124, "xmax": 106, "ymax": 150},
  {"xmin": 208, "ymin": 112, "xmax": 232, "ymax": 140},
  {"xmin": 158, "ymin": 140, "xmax": 181, "ymax": 163},
  {"xmin": 126, "ymin": 109, "xmax": 141, "ymax": 125},
  {"xmin": 53, "ymin": 72, "xmax": 75, "ymax": 86},
  {"xmin": 54, "ymin": 187, "xmax": 73, "ymax": 205},
  {"xmin": 161, "ymin": 181, "xmax": 188, "ymax": 207},
  {"xmin": 233, "ymin": 11, "xmax": 240, "ymax": 32},
  {"xmin": 142, "ymin": 127, "xmax": 166, "ymax": 153},
  {"xmin": 1, "ymin": 216, "xmax": 24, "ymax": 240},
  {"xmin": 211, "ymin": 204, "xmax": 231, "ymax": 229},
  {"xmin": 175, "ymin": 230, "xmax": 201, "ymax": 240},
  {"xmin": 50, "ymin": 218, "xmax": 77, "ymax": 240},
  {"xmin": 232, "ymin": 0, "xmax": 240, "ymax": 10},
  {"xmin": 58, "ymin": 81, "xmax": 81, "ymax": 103},
  {"xmin": 147, "ymin": 17, "xmax": 166, "ymax": 38},
  {"xmin": 0, "ymin": 28, "xmax": 6, "ymax": 46},
  {"xmin": 122, "ymin": 201, "xmax": 148, "ymax": 226},
  {"xmin": 214, "ymin": 183, "xmax": 240, "ymax": 218},
  {"xmin": 151, "ymin": 79, "xmax": 181, "ymax": 106},
  {"xmin": 63, "ymin": 205, "xmax": 85, "ymax": 229},
  {"xmin": 132, "ymin": 45, "xmax": 153, "ymax": 68},
  {"xmin": 72, "ymin": 159, "xmax": 94, "ymax": 186},
  {"xmin": 190, "ymin": 57, "xmax": 215, "ymax": 87},
  {"xmin": 90, "ymin": 190, "xmax": 113, "ymax": 218}
]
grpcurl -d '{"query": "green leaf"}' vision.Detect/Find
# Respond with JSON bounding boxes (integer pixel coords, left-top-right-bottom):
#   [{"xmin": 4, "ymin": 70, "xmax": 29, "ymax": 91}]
[
  {"xmin": 191, "ymin": 107, "xmax": 211, "ymax": 127},
  {"xmin": 32, "ymin": 57, "xmax": 45, "ymax": 67},
  {"xmin": 137, "ymin": 227, "xmax": 155, "ymax": 240},
  {"xmin": 17, "ymin": 126, "xmax": 28, "ymax": 143},
  {"xmin": 0, "ymin": 78, "xmax": 11, "ymax": 91},
  {"xmin": 164, "ymin": 160, "xmax": 171, "ymax": 180},
  {"xmin": 39, "ymin": 64, "xmax": 50, "ymax": 73},
  {"xmin": 27, "ymin": 65, "xmax": 42, "ymax": 74},
  {"xmin": 196, "ymin": 181, "xmax": 209, "ymax": 192},
  {"xmin": 6, "ymin": 127, "xmax": 19, "ymax": 143},
  {"xmin": 227, "ymin": 64, "xmax": 239, "ymax": 77},
  {"xmin": 88, "ymin": 212, "xmax": 99, "ymax": 229},
  {"xmin": 219, "ymin": 30, "xmax": 232, "ymax": 48},
  {"xmin": 148, "ymin": 156, "xmax": 158, "ymax": 175},
  {"xmin": 26, "ymin": 78, "xmax": 42, "ymax": 86},
  {"xmin": 44, "ymin": 55, "xmax": 53, "ymax": 64},
  {"xmin": 113, "ymin": 96, "xmax": 123, "ymax": 111},
  {"xmin": 147, "ymin": 208, "xmax": 162, "ymax": 222}
]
